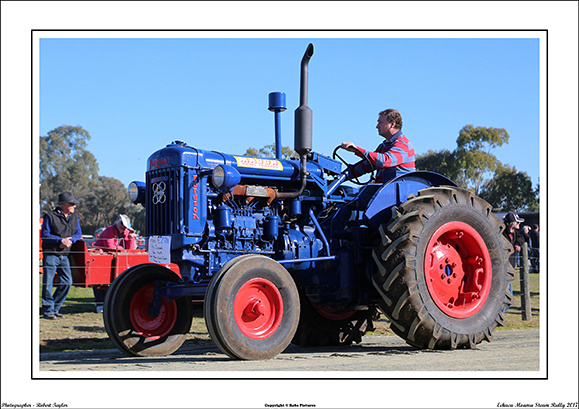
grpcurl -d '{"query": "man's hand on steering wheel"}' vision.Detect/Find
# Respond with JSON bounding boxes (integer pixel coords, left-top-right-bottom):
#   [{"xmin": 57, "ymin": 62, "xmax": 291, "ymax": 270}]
[
  {"xmin": 333, "ymin": 143, "xmax": 376, "ymax": 185},
  {"xmin": 340, "ymin": 141, "xmax": 360, "ymax": 153}
]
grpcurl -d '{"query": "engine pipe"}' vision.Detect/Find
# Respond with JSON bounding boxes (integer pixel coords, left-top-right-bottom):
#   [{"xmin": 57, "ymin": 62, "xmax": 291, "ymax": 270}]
[
  {"xmin": 326, "ymin": 171, "xmax": 349, "ymax": 196},
  {"xmin": 277, "ymin": 256, "xmax": 335, "ymax": 265},
  {"xmin": 309, "ymin": 208, "xmax": 331, "ymax": 256},
  {"xmin": 268, "ymin": 92, "xmax": 286, "ymax": 160},
  {"xmin": 276, "ymin": 155, "xmax": 308, "ymax": 199},
  {"xmin": 294, "ymin": 43, "xmax": 314, "ymax": 156},
  {"xmin": 279, "ymin": 43, "xmax": 314, "ymax": 200}
]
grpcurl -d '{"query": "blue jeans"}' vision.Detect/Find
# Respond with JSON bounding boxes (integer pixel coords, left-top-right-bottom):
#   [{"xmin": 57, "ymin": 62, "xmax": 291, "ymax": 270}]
[
  {"xmin": 42, "ymin": 254, "xmax": 73, "ymax": 315},
  {"xmin": 93, "ymin": 287, "xmax": 107, "ymax": 306}
]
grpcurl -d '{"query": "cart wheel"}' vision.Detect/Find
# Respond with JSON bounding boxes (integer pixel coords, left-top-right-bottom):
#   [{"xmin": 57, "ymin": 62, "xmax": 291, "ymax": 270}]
[
  {"xmin": 104, "ymin": 264, "xmax": 193, "ymax": 357},
  {"xmin": 204, "ymin": 255, "xmax": 299, "ymax": 360}
]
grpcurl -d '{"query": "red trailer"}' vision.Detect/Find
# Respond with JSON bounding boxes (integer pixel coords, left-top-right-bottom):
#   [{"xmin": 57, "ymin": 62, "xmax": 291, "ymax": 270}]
[{"xmin": 68, "ymin": 240, "xmax": 180, "ymax": 287}]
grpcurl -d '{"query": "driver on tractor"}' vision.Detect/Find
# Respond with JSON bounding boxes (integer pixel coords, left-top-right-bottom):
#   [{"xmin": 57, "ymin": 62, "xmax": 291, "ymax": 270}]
[{"xmin": 341, "ymin": 109, "xmax": 415, "ymax": 183}]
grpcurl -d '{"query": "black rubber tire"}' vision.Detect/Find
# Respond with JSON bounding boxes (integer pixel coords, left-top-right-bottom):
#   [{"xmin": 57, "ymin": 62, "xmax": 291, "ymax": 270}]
[
  {"xmin": 103, "ymin": 264, "xmax": 193, "ymax": 357},
  {"xmin": 372, "ymin": 186, "xmax": 514, "ymax": 349},
  {"xmin": 204, "ymin": 254, "xmax": 262, "ymax": 358},
  {"xmin": 204, "ymin": 255, "xmax": 300, "ymax": 360},
  {"xmin": 102, "ymin": 264, "xmax": 142, "ymax": 354},
  {"xmin": 291, "ymin": 291, "xmax": 376, "ymax": 347}
]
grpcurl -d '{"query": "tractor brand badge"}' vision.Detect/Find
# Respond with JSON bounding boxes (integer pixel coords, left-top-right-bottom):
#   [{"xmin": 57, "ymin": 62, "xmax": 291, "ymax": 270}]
[
  {"xmin": 152, "ymin": 181, "xmax": 166, "ymax": 204},
  {"xmin": 149, "ymin": 157, "xmax": 169, "ymax": 169},
  {"xmin": 234, "ymin": 156, "xmax": 283, "ymax": 171},
  {"xmin": 191, "ymin": 174, "xmax": 200, "ymax": 220}
]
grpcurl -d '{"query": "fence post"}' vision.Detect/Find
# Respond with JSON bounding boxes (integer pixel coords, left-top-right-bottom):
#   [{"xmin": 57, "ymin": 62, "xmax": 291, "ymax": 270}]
[{"xmin": 520, "ymin": 243, "xmax": 532, "ymax": 321}]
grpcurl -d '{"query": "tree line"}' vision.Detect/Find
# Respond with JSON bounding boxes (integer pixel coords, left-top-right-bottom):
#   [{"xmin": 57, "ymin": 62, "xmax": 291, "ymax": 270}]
[
  {"xmin": 413, "ymin": 125, "xmax": 538, "ymax": 212},
  {"xmin": 39, "ymin": 124, "xmax": 538, "ymax": 236},
  {"xmin": 39, "ymin": 126, "xmax": 145, "ymax": 235}
]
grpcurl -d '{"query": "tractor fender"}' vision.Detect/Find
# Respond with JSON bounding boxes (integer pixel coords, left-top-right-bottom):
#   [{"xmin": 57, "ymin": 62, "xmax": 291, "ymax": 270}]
[{"xmin": 364, "ymin": 171, "xmax": 457, "ymax": 227}]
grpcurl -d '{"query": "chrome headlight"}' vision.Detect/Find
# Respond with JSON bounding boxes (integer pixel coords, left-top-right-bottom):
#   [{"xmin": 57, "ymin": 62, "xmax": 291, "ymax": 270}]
[
  {"xmin": 211, "ymin": 165, "xmax": 241, "ymax": 193},
  {"xmin": 128, "ymin": 181, "xmax": 146, "ymax": 204},
  {"xmin": 212, "ymin": 166, "xmax": 225, "ymax": 189}
]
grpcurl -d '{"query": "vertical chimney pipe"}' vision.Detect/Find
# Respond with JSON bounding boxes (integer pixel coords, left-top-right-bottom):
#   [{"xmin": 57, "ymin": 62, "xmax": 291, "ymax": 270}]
[{"xmin": 294, "ymin": 43, "xmax": 314, "ymax": 156}]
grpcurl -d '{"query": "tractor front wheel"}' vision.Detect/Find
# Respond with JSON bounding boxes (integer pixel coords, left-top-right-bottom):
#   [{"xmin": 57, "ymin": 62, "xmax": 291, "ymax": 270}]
[
  {"xmin": 204, "ymin": 255, "xmax": 300, "ymax": 360},
  {"xmin": 372, "ymin": 186, "xmax": 514, "ymax": 349}
]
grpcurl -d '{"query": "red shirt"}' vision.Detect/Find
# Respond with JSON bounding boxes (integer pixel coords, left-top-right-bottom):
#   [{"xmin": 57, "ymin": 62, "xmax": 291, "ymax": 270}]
[
  {"xmin": 93, "ymin": 225, "xmax": 136, "ymax": 250},
  {"xmin": 350, "ymin": 131, "xmax": 415, "ymax": 182}
]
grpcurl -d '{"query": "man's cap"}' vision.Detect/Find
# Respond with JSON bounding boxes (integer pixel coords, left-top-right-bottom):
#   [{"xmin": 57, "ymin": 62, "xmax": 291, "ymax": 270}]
[
  {"xmin": 503, "ymin": 212, "xmax": 524, "ymax": 223},
  {"xmin": 57, "ymin": 192, "xmax": 80, "ymax": 205},
  {"xmin": 116, "ymin": 214, "xmax": 135, "ymax": 232}
]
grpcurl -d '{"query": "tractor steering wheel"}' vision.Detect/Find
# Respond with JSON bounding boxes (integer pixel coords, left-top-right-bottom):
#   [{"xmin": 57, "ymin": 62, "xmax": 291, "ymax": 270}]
[{"xmin": 332, "ymin": 145, "xmax": 376, "ymax": 186}]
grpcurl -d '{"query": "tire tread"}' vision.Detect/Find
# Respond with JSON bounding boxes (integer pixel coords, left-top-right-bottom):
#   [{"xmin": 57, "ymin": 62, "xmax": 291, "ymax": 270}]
[{"xmin": 372, "ymin": 186, "xmax": 514, "ymax": 350}]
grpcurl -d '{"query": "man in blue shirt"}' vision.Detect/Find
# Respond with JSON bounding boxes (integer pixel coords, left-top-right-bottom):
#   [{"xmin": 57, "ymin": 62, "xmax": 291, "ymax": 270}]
[{"xmin": 40, "ymin": 192, "xmax": 82, "ymax": 319}]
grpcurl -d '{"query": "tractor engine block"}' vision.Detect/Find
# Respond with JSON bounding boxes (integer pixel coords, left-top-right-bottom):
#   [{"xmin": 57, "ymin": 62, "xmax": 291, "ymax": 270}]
[{"xmin": 209, "ymin": 198, "xmax": 277, "ymax": 255}]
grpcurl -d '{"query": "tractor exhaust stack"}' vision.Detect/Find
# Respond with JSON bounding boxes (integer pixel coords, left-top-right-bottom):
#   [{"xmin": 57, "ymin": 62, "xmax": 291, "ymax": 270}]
[
  {"xmin": 278, "ymin": 43, "xmax": 314, "ymax": 200},
  {"xmin": 294, "ymin": 43, "xmax": 314, "ymax": 156}
]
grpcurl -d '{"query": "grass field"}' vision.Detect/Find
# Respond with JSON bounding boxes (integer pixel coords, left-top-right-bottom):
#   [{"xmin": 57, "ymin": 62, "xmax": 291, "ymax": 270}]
[{"xmin": 38, "ymin": 270, "xmax": 540, "ymax": 353}]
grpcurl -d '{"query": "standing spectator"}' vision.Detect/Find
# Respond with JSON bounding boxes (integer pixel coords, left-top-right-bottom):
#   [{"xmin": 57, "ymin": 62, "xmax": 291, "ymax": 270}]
[
  {"xmin": 92, "ymin": 215, "xmax": 137, "ymax": 312},
  {"xmin": 502, "ymin": 212, "xmax": 525, "ymax": 268},
  {"xmin": 529, "ymin": 224, "xmax": 540, "ymax": 249},
  {"xmin": 529, "ymin": 224, "xmax": 540, "ymax": 272},
  {"xmin": 41, "ymin": 192, "xmax": 82, "ymax": 319},
  {"xmin": 521, "ymin": 225, "xmax": 531, "ymax": 246}
]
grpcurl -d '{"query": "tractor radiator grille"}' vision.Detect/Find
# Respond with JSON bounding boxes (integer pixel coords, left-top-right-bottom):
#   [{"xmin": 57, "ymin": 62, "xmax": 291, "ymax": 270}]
[{"xmin": 146, "ymin": 168, "xmax": 182, "ymax": 236}]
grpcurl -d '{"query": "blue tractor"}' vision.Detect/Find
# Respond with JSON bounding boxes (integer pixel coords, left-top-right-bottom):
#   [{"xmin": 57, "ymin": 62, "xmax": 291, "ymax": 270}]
[{"xmin": 104, "ymin": 44, "xmax": 514, "ymax": 360}]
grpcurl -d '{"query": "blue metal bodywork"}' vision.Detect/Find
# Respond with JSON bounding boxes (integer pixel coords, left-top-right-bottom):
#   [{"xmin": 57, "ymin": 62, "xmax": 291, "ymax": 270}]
[
  {"xmin": 364, "ymin": 171, "xmax": 457, "ymax": 227},
  {"xmin": 141, "ymin": 139, "xmax": 456, "ymax": 310}
]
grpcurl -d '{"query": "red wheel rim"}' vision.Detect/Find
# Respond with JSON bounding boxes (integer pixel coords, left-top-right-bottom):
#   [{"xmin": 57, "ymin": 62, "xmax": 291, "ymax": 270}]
[
  {"xmin": 129, "ymin": 284, "xmax": 177, "ymax": 339},
  {"xmin": 233, "ymin": 278, "xmax": 283, "ymax": 340},
  {"xmin": 424, "ymin": 221, "xmax": 492, "ymax": 319}
]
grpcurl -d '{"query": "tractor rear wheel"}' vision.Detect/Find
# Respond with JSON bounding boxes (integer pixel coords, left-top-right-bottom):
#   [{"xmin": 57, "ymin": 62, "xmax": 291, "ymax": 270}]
[
  {"xmin": 103, "ymin": 264, "xmax": 193, "ymax": 357},
  {"xmin": 372, "ymin": 186, "xmax": 514, "ymax": 349},
  {"xmin": 204, "ymin": 255, "xmax": 300, "ymax": 360},
  {"xmin": 291, "ymin": 291, "xmax": 376, "ymax": 347}
]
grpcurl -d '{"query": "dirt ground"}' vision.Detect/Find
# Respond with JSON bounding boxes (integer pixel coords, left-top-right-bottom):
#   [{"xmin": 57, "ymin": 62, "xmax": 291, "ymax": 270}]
[{"xmin": 38, "ymin": 327, "xmax": 540, "ymax": 374}]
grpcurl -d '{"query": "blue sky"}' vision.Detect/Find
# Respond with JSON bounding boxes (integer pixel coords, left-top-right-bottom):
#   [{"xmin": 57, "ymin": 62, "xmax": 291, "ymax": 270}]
[{"xmin": 39, "ymin": 36, "xmax": 541, "ymax": 189}]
